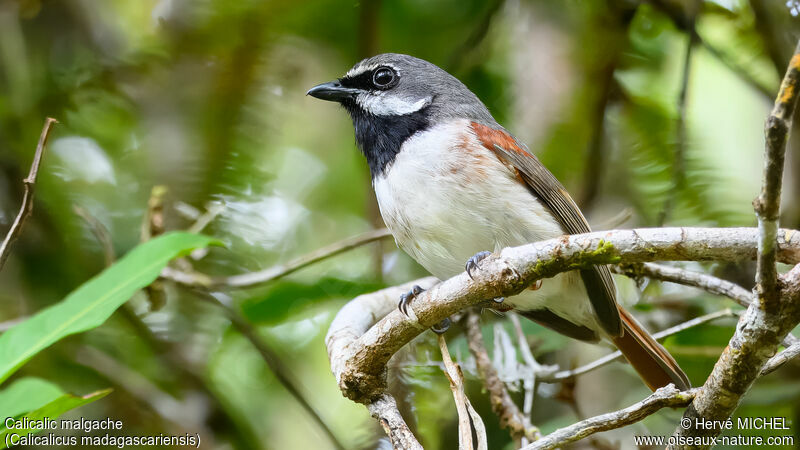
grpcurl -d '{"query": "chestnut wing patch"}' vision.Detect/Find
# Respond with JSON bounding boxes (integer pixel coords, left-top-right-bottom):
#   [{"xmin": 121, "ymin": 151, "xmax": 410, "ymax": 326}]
[{"xmin": 470, "ymin": 122, "xmax": 622, "ymax": 337}]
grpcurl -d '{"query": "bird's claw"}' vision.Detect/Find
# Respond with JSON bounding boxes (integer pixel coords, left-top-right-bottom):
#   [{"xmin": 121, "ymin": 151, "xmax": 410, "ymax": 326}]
[
  {"xmin": 398, "ymin": 285, "xmax": 425, "ymax": 316},
  {"xmin": 465, "ymin": 251, "xmax": 492, "ymax": 280},
  {"xmin": 431, "ymin": 317, "xmax": 451, "ymax": 334}
]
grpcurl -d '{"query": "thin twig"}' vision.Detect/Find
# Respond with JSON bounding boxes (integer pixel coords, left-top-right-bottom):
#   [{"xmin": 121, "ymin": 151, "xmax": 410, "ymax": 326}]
[
  {"xmin": 614, "ymin": 262, "xmax": 752, "ymax": 307},
  {"xmin": 366, "ymin": 394, "xmax": 423, "ymax": 450},
  {"xmin": 539, "ymin": 308, "xmax": 738, "ymax": 383},
  {"xmin": 464, "ymin": 311, "xmax": 540, "ymax": 444},
  {"xmin": 329, "ymin": 226, "xmax": 800, "ymax": 403},
  {"xmin": 438, "ymin": 333, "xmax": 484, "ymax": 450},
  {"xmin": 508, "ymin": 313, "xmax": 547, "ymax": 447},
  {"xmin": 161, "ymin": 228, "xmax": 393, "ymax": 289},
  {"xmin": 652, "ymin": 0, "xmax": 774, "ymax": 99},
  {"xmin": 193, "ymin": 289, "xmax": 346, "ymax": 450},
  {"xmin": 521, "ymin": 385, "xmax": 698, "ymax": 450},
  {"xmin": 0, "ymin": 117, "xmax": 57, "ymax": 271},
  {"xmin": 659, "ymin": 5, "xmax": 697, "ymax": 226},
  {"xmin": 754, "ymin": 41, "xmax": 800, "ymax": 311},
  {"xmin": 761, "ymin": 340, "xmax": 800, "ymax": 375},
  {"xmin": 73, "ymin": 205, "xmax": 115, "ymax": 266},
  {"xmin": 672, "ymin": 264, "xmax": 800, "ymax": 446}
]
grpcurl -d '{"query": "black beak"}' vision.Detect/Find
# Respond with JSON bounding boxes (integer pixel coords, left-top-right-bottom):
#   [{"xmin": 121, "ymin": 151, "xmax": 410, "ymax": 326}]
[{"xmin": 306, "ymin": 81, "xmax": 359, "ymax": 102}]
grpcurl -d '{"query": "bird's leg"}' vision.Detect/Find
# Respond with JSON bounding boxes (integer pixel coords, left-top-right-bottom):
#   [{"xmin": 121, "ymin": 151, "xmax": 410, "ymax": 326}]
[{"xmin": 465, "ymin": 250, "xmax": 492, "ymax": 280}]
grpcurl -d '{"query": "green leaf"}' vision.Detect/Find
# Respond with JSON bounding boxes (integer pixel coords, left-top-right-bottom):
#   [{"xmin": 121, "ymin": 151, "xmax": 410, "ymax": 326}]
[
  {"xmin": 240, "ymin": 277, "xmax": 385, "ymax": 324},
  {"xmin": 0, "ymin": 378, "xmax": 64, "ymax": 419},
  {"xmin": 0, "ymin": 389, "xmax": 111, "ymax": 449},
  {"xmin": 0, "ymin": 232, "xmax": 220, "ymax": 384}
]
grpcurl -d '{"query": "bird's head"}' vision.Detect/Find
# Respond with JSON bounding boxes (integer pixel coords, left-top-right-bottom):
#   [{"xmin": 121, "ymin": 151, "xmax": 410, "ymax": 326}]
[{"xmin": 307, "ymin": 53, "xmax": 494, "ymax": 176}]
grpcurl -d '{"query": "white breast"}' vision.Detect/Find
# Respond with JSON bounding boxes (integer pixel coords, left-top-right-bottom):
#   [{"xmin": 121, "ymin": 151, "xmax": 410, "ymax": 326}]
[{"xmin": 372, "ymin": 119, "xmax": 599, "ymax": 330}]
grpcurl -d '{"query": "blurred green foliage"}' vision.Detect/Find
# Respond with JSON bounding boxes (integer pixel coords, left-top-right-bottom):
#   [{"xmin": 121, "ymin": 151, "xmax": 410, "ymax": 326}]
[{"xmin": 1, "ymin": 0, "xmax": 799, "ymax": 449}]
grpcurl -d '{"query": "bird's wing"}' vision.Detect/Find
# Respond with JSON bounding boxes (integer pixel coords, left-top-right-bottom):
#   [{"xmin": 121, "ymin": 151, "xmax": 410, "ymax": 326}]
[{"xmin": 470, "ymin": 121, "xmax": 622, "ymax": 337}]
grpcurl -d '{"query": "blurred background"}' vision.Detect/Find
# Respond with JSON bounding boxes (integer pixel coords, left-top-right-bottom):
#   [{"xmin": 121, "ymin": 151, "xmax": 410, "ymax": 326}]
[{"xmin": 1, "ymin": 0, "xmax": 800, "ymax": 448}]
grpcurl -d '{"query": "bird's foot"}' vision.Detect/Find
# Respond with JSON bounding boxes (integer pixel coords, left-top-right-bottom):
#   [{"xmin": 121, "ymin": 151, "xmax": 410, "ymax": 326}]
[
  {"xmin": 431, "ymin": 317, "xmax": 451, "ymax": 334},
  {"xmin": 529, "ymin": 279, "xmax": 543, "ymax": 291},
  {"xmin": 465, "ymin": 251, "xmax": 492, "ymax": 280},
  {"xmin": 398, "ymin": 285, "xmax": 425, "ymax": 316},
  {"xmin": 398, "ymin": 286, "xmax": 451, "ymax": 334}
]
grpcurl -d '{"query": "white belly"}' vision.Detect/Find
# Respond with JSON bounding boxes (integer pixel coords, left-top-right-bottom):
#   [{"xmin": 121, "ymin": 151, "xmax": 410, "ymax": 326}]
[{"xmin": 373, "ymin": 119, "xmax": 600, "ymax": 331}]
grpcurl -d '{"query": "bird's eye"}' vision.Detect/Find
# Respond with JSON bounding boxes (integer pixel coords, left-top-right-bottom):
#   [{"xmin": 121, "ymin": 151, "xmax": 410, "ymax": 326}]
[{"xmin": 372, "ymin": 67, "xmax": 396, "ymax": 88}]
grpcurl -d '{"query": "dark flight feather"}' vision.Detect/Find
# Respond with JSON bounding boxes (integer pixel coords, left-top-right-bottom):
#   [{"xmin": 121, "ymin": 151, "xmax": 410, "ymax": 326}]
[{"xmin": 470, "ymin": 121, "xmax": 622, "ymax": 337}]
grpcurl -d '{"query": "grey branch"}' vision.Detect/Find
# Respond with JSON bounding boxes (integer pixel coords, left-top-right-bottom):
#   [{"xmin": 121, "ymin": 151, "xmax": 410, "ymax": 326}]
[
  {"xmin": 326, "ymin": 279, "xmax": 437, "ymax": 448},
  {"xmin": 327, "ymin": 226, "xmax": 800, "ymax": 403},
  {"xmin": 367, "ymin": 394, "xmax": 423, "ymax": 450},
  {"xmin": 464, "ymin": 311, "xmax": 540, "ymax": 443},
  {"xmin": 614, "ymin": 262, "xmax": 752, "ymax": 307},
  {"xmin": 761, "ymin": 340, "xmax": 800, "ymax": 375},
  {"xmin": 161, "ymin": 227, "xmax": 393, "ymax": 289},
  {"xmin": 521, "ymin": 385, "xmax": 698, "ymax": 450},
  {"xmin": 0, "ymin": 118, "xmax": 57, "ymax": 271},
  {"xmin": 754, "ymin": 41, "xmax": 800, "ymax": 312},
  {"xmin": 673, "ymin": 42, "xmax": 800, "ymax": 449}
]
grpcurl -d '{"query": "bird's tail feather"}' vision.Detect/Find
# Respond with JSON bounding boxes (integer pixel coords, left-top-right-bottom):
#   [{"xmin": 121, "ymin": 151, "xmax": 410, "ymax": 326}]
[{"xmin": 611, "ymin": 307, "xmax": 691, "ymax": 391}]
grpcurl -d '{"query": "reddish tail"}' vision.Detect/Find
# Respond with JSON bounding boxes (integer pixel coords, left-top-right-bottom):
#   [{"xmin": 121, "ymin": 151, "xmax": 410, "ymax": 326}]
[{"xmin": 611, "ymin": 307, "xmax": 691, "ymax": 391}]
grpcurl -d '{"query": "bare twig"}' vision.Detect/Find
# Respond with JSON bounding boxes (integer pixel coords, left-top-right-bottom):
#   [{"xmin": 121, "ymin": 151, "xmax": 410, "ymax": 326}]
[
  {"xmin": 659, "ymin": 7, "xmax": 697, "ymax": 225},
  {"xmin": 161, "ymin": 228, "xmax": 393, "ymax": 289},
  {"xmin": 522, "ymin": 385, "xmax": 698, "ymax": 450},
  {"xmin": 193, "ymin": 289, "xmax": 346, "ymax": 450},
  {"xmin": 187, "ymin": 202, "xmax": 225, "ymax": 234},
  {"xmin": 754, "ymin": 41, "xmax": 800, "ymax": 311},
  {"xmin": 761, "ymin": 340, "xmax": 800, "ymax": 375},
  {"xmin": 76, "ymin": 347, "xmax": 210, "ymax": 438},
  {"xmin": 439, "ymin": 333, "xmax": 486, "ymax": 450},
  {"xmin": 367, "ymin": 394, "xmax": 423, "ymax": 450},
  {"xmin": 330, "ymin": 226, "xmax": 800, "ymax": 403},
  {"xmin": 652, "ymin": 0, "xmax": 773, "ymax": 99},
  {"xmin": 539, "ymin": 308, "xmax": 738, "ymax": 383},
  {"xmin": 508, "ymin": 313, "xmax": 546, "ymax": 447},
  {"xmin": 73, "ymin": 205, "xmax": 115, "ymax": 266},
  {"xmin": 614, "ymin": 262, "xmax": 752, "ymax": 307},
  {"xmin": 0, "ymin": 117, "xmax": 57, "ymax": 271},
  {"xmin": 672, "ymin": 263, "xmax": 800, "ymax": 447},
  {"xmin": 464, "ymin": 311, "xmax": 540, "ymax": 444},
  {"xmin": 326, "ymin": 279, "xmax": 438, "ymax": 447}
]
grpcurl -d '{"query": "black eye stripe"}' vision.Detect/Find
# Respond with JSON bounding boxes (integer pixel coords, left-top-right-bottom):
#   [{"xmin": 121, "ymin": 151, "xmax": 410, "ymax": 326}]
[
  {"xmin": 339, "ymin": 70, "xmax": 373, "ymax": 89},
  {"xmin": 339, "ymin": 66, "xmax": 398, "ymax": 90}
]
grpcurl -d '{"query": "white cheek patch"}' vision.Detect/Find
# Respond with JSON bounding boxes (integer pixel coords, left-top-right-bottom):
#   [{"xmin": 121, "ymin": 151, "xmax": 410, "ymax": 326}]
[{"xmin": 356, "ymin": 92, "xmax": 432, "ymax": 116}]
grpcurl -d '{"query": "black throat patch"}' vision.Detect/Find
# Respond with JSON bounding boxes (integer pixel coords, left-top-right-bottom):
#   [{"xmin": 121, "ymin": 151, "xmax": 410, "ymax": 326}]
[{"xmin": 342, "ymin": 100, "xmax": 431, "ymax": 178}]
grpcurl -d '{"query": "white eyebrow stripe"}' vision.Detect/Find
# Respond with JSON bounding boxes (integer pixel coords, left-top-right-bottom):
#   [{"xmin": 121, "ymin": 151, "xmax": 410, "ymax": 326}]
[
  {"xmin": 345, "ymin": 63, "xmax": 400, "ymax": 78},
  {"xmin": 356, "ymin": 93, "xmax": 431, "ymax": 116}
]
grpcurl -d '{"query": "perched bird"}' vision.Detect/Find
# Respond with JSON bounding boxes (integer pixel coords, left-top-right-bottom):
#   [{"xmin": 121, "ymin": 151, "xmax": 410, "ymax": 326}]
[{"xmin": 308, "ymin": 53, "xmax": 690, "ymax": 391}]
